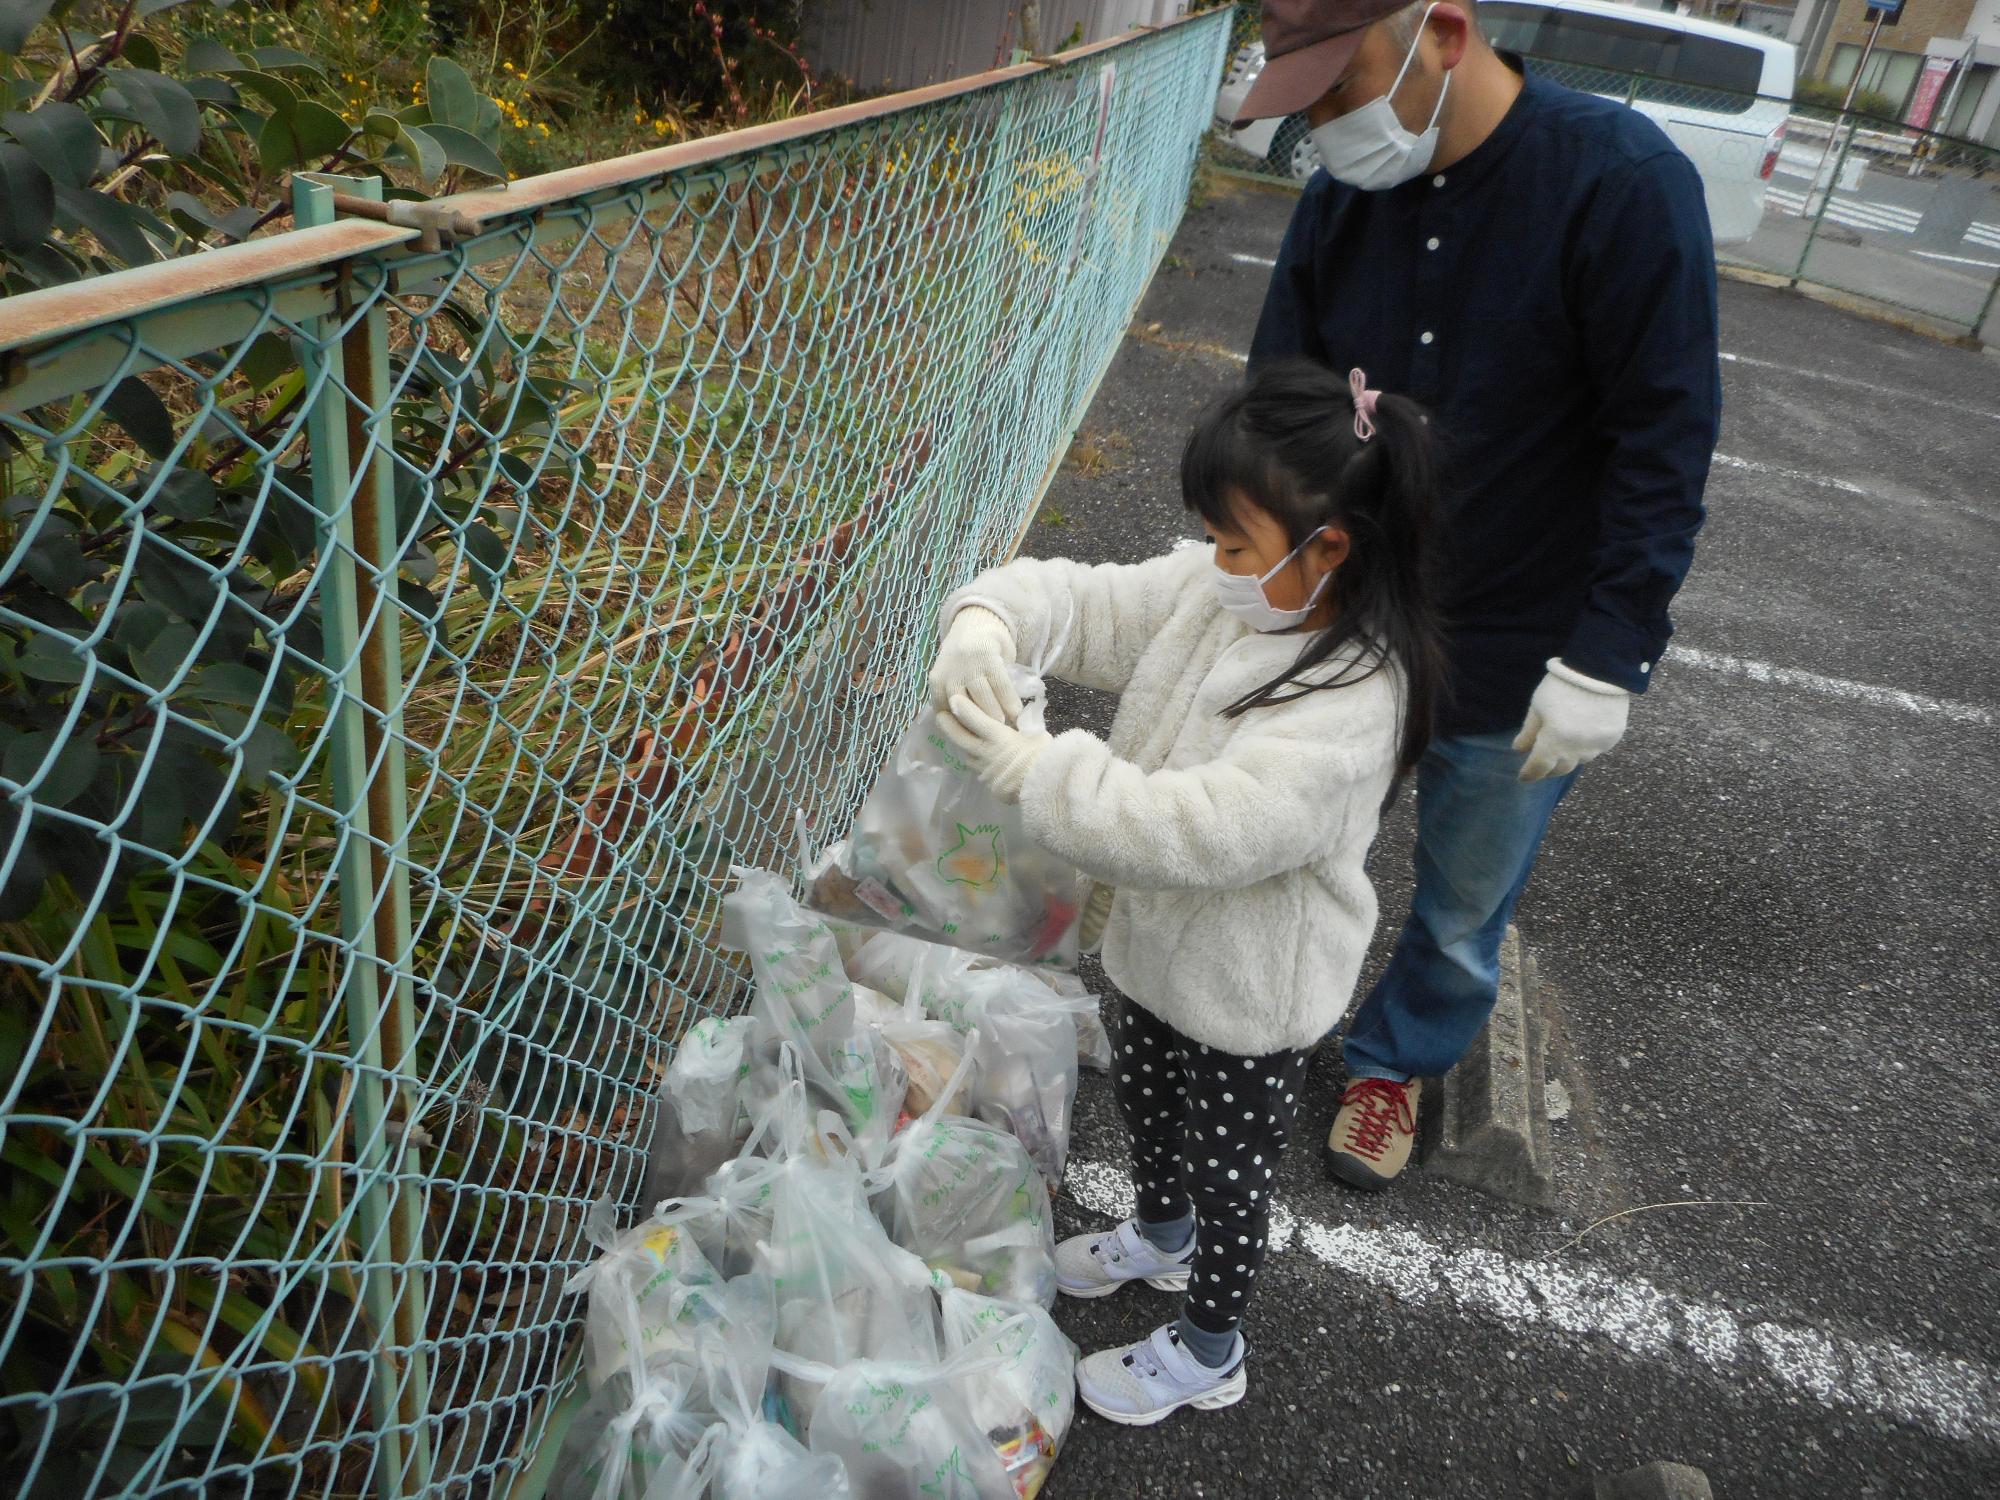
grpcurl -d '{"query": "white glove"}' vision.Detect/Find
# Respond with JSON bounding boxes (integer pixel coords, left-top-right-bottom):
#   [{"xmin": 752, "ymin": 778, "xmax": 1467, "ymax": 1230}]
[
  {"xmin": 1512, "ymin": 659, "xmax": 1631, "ymax": 782},
  {"xmin": 927, "ymin": 606, "xmax": 1023, "ymax": 724},
  {"xmin": 1079, "ymin": 881, "xmax": 1115, "ymax": 952},
  {"xmin": 937, "ymin": 693, "xmax": 1051, "ymax": 804}
]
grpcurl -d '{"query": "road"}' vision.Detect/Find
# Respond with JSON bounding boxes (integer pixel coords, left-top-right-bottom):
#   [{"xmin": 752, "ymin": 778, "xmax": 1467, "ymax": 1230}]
[
  {"xmin": 1035, "ymin": 173, "xmax": 2000, "ymax": 1499},
  {"xmin": 1767, "ymin": 142, "xmax": 2000, "ymax": 266}
]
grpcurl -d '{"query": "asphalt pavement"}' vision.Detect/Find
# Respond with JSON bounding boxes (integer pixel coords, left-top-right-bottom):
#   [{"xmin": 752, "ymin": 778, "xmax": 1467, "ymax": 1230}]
[{"xmin": 1034, "ymin": 173, "xmax": 2000, "ymax": 1499}]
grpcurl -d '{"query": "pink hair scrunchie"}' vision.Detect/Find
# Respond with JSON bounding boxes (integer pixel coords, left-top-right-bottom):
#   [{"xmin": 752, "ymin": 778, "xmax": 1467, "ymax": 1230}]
[{"xmin": 1349, "ymin": 366, "xmax": 1381, "ymax": 442}]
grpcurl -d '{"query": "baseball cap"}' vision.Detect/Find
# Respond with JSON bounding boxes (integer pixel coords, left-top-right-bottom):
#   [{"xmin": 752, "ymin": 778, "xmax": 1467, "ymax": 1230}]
[{"xmin": 1234, "ymin": 0, "xmax": 1418, "ymax": 123}]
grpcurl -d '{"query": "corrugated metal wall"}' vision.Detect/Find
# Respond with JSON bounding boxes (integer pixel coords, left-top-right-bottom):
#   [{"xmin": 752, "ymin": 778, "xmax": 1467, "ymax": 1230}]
[{"xmin": 805, "ymin": 0, "xmax": 1196, "ymax": 91}]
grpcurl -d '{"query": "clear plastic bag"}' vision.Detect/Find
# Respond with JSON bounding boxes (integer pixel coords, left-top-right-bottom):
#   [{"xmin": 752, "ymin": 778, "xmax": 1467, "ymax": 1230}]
[
  {"xmin": 696, "ymin": 1313, "xmax": 852, "ymax": 1500},
  {"xmin": 853, "ymin": 947, "xmax": 973, "ymax": 1121},
  {"xmin": 796, "ymin": 1296, "xmax": 1067, "ymax": 1500},
  {"xmin": 872, "ymin": 1037, "xmax": 1056, "ymax": 1309},
  {"xmin": 721, "ymin": 868, "xmax": 907, "ymax": 1161},
  {"xmin": 757, "ymin": 1116, "xmax": 942, "ymax": 1432},
  {"xmin": 1046, "ymin": 970, "xmax": 1111, "ymax": 1073},
  {"xmin": 938, "ymin": 1287, "xmax": 1077, "ymax": 1500},
  {"xmin": 567, "ymin": 1199, "xmax": 736, "ymax": 1394},
  {"xmin": 545, "ymin": 1358, "xmax": 716, "ymax": 1500},
  {"xmin": 928, "ymin": 968, "xmax": 1090, "ymax": 1186},
  {"xmin": 845, "ymin": 929, "xmax": 977, "ymax": 1010},
  {"xmin": 807, "ymin": 667, "xmax": 1082, "ymax": 970},
  {"xmin": 643, "ymin": 1014, "xmax": 756, "ymax": 1209}
]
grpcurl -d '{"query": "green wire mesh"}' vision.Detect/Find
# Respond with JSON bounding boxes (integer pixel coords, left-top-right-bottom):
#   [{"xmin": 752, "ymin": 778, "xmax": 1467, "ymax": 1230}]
[{"xmin": 0, "ymin": 13, "xmax": 1231, "ymax": 1497}]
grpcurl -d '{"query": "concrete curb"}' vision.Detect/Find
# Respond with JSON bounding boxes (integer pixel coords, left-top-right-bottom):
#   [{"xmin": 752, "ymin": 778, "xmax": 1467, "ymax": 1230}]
[
  {"xmin": 1716, "ymin": 262, "xmax": 1987, "ymax": 350},
  {"xmin": 1424, "ymin": 923, "xmax": 1554, "ymax": 1207}
]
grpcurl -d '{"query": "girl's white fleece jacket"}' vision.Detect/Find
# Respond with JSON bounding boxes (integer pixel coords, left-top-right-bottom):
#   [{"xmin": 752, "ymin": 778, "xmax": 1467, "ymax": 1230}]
[{"xmin": 947, "ymin": 543, "xmax": 1402, "ymax": 1058}]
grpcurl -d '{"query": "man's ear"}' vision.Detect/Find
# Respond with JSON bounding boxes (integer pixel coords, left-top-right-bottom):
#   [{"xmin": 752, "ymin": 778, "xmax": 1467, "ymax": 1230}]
[{"xmin": 1427, "ymin": 3, "xmax": 1474, "ymax": 70}]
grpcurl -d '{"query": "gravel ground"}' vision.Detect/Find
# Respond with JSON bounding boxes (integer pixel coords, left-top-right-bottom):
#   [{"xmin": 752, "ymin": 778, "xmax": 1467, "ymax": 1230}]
[{"xmin": 1029, "ymin": 173, "xmax": 2000, "ymax": 1500}]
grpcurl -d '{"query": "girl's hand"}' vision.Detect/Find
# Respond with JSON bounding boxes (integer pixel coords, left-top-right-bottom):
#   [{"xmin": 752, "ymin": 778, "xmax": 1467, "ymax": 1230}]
[
  {"xmin": 928, "ymin": 606, "xmax": 1024, "ymax": 723},
  {"xmin": 937, "ymin": 693, "xmax": 1051, "ymax": 804}
]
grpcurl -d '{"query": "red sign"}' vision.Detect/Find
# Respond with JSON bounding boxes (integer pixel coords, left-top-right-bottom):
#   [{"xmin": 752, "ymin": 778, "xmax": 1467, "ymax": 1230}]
[{"xmin": 1907, "ymin": 55, "xmax": 1954, "ymax": 130}]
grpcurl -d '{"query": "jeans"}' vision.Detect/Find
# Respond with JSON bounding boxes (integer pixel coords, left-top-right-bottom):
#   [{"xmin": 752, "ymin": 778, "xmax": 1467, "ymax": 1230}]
[{"xmin": 1341, "ymin": 731, "xmax": 1579, "ymax": 1082}]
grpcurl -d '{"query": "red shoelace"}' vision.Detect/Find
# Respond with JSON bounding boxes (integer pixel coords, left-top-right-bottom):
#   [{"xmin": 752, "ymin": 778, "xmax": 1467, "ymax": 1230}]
[{"xmin": 1339, "ymin": 1078, "xmax": 1416, "ymax": 1160}]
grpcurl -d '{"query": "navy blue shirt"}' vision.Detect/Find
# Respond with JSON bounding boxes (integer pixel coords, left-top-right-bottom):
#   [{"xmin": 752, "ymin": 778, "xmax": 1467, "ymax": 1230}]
[{"xmin": 1250, "ymin": 69, "xmax": 1721, "ymax": 735}]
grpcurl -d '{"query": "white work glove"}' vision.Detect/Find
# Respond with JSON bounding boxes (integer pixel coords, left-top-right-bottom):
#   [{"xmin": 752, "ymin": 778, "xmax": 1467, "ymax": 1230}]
[
  {"xmin": 1512, "ymin": 658, "xmax": 1631, "ymax": 782},
  {"xmin": 937, "ymin": 693, "xmax": 1051, "ymax": 804},
  {"xmin": 928, "ymin": 606, "xmax": 1023, "ymax": 724},
  {"xmin": 1079, "ymin": 881, "xmax": 1115, "ymax": 952}
]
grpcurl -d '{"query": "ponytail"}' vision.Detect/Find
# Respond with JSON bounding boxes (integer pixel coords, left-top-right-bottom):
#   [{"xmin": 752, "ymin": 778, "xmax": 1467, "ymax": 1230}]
[{"xmin": 1181, "ymin": 359, "xmax": 1448, "ymax": 776}]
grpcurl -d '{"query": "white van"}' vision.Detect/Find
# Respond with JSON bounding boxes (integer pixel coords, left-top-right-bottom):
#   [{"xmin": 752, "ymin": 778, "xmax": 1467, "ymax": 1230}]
[{"xmin": 1215, "ymin": 0, "xmax": 1797, "ymax": 245}]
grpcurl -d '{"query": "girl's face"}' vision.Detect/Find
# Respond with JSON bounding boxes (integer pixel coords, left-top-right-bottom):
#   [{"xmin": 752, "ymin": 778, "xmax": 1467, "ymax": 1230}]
[{"xmin": 1205, "ymin": 490, "xmax": 1351, "ymax": 615}]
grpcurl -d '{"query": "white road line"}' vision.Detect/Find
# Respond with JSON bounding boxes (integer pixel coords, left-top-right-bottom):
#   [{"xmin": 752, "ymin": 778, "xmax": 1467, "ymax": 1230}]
[
  {"xmin": 1063, "ymin": 1158, "xmax": 2000, "ymax": 1445},
  {"xmin": 1230, "ymin": 252, "xmax": 1277, "ymax": 268},
  {"xmin": 1719, "ymin": 352, "xmax": 2000, "ymax": 423},
  {"xmin": 1912, "ymin": 248, "xmax": 2000, "ymax": 271},
  {"xmin": 1663, "ymin": 645, "xmax": 1996, "ymax": 725},
  {"xmin": 1711, "ymin": 452, "xmax": 1869, "ymax": 496}
]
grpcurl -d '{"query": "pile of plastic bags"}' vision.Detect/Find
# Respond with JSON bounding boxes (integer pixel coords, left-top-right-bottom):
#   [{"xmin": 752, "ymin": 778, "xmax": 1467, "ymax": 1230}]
[{"xmin": 564, "ymin": 868, "xmax": 1110, "ymax": 1500}]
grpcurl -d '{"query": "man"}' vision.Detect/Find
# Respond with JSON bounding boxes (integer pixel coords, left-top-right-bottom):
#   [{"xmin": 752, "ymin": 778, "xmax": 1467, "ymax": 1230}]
[{"xmin": 1237, "ymin": 0, "xmax": 1721, "ymax": 1189}]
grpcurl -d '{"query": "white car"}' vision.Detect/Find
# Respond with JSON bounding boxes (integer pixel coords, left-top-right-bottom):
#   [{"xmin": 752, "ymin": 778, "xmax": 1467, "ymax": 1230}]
[{"xmin": 1213, "ymin": 0, "xmax": 1796, "ymax": 245}]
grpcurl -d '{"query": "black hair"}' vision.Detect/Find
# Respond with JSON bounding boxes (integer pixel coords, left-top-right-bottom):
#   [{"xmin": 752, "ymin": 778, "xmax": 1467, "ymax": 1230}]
[{"xmin": 1180, "ymin": 357, "xmax": 1447, "ymax": 775}]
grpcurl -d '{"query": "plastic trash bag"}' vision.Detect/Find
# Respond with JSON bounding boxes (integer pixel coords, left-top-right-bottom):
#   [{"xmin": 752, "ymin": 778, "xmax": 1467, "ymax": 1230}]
[
  {"xmin": 939, "ymin": 1286, "xmax": 1077, "ymax": 1500},
  {"xmin": 872, "ymin": 1037, "xmax": 1055, "ymax": 1309},
  {"xmin": 852, "ymin": 947, "xmax": 973, "ymax": 1120},
  {"xmin": 1046, "ymin": 970, "xmax": 1110, "ymax": 1072},
  {"xmin": 666, "ymin": 1069, "xmax": 836, "ymax": 1280},
  {"xmin": 757, "ymin": 1116, "xmax": 942, "ymax": 1431},
  {"xmin": 721, "ymin": 868, "xmax": 907, "ymax": 1161},
  {"xmin": 928, "ymin": 968, "xmax": 1091, "ymax": 1186},
  {"xmin": 879, "ymin": 1010, "xmax": 970, "ymax": 1120},
  {"xmin": 796, "ymin": 1296, "xmax": 1071, "ymax": 1500},
  {"xmin": 807, "ymin": 666, "xmax": 1082, "ymax": 970},
  {"xmin": 695, "ymin": 1308, "xmax": 852, "ymax": 1500},
  {"xmin": 845, "ymin": 929, "xmax": 978, "ymax": 1010},
  {"xmin": 567, "ymin": 1199, "xmax": 737, "ymax": 1394},
  {"xmin": 545, "ymin": 1358, "xmax": 716, "ymax": 1500},
  {"xmin": 643, "ymin": 1014, "xmax": 756, "ymax": 1209}
]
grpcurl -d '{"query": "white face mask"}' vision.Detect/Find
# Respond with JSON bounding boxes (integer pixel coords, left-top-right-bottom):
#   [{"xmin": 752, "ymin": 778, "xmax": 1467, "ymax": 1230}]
[
  {"xmin": 1210, "ymin": 534, "xmax": 1333, "ymax": 633},
  {"xmin": 1308, "ymin": 6, "xmax": 1452, "ymax": 192}
]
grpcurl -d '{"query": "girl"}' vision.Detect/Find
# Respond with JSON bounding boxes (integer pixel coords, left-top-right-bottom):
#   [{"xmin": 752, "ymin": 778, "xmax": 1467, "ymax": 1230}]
[{"xmin": 927, "ymin": 358, "xmax": 1444, "ymax": 1424}]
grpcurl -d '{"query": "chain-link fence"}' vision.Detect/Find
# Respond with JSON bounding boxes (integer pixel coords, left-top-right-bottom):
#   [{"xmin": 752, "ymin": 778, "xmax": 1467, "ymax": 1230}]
[
  {"xmin": 0, "ymin": 10, "xmax": 1230, "ymax": 1497},
  {"xmin": 1210, "ymin": 42, "xmax": 2000, "ymax": 344}
]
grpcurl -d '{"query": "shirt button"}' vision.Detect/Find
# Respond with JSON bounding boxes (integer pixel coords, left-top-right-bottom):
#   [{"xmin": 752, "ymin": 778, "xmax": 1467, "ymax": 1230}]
[
  {"xmin": 1419, "ymin": 330, "xmax": 1435, "ymax": 345},
  {"xmin": 1432, "ymin": 174, "xmax": 1447, "ymax": 188},
  {"xmin": 1426, "ymin": 236, "xmax": 1440, "ymax": 251}
]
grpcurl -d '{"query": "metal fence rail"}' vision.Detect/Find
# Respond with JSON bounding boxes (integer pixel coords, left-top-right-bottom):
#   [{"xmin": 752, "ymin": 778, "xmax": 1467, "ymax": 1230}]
[
  {"xmin": 1213, "ymin": 48, "xmax": 2000, "ymax": 343},
  {"xmin": 0, "ymin": 10, "xmax": 1231, "ymax": 1497}
]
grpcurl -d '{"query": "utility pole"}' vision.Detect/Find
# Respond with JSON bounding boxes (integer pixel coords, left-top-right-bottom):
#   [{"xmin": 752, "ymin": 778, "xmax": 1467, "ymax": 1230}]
[{"xmin": 1800, "ymin": 2, "xmax": 1888, "ymax": 214}]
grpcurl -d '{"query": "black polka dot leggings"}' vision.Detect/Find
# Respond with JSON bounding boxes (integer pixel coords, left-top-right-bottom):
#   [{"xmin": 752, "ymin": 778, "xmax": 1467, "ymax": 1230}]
[{"xmin": 1113, "ymin": 994, "xmax": 1313, "ymax": 1338}]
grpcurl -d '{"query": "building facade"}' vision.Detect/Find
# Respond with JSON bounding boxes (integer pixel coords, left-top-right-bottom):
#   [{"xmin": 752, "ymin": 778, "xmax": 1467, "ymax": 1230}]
[{"xmin": 1789, "ymin": 0, "xmax": 2000, "ymax": 140}]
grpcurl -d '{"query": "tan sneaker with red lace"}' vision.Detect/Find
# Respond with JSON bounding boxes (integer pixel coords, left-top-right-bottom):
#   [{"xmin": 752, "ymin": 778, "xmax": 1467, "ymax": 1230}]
[{"xmin": 1323, "ymin": 1077, "xmax": 1422, "ymax": 1190}]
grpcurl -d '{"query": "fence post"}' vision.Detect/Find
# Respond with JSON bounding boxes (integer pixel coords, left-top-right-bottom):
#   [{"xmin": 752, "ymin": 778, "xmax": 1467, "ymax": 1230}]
[
  {"xmin": 293, "ymin": 170, "xmax": 436, "ymax": 1499},
  {"xmin": 1792, "ymin": 111, "xmax": 1857, "ymax": 287},
  {"xmin": 1975, "ymin": 259, "xmax": 2000, "ymax": 345}
]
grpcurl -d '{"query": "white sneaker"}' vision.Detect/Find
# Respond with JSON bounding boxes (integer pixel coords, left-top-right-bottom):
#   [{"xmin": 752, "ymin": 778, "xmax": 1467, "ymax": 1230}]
[
  {"xmin": 1054, "ymin": 1218, "xmax": 1193, "ymax": 1299},
  {"xmin": 1075, "ymin": 1323, "xmax": 1248, "ymax": 1426}
]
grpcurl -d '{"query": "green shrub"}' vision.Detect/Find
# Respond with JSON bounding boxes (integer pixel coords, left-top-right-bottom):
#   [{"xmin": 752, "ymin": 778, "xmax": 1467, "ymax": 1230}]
[{"xmin": 1796, "ymin": 75, "xmax": 1902, "ymax": 123}]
